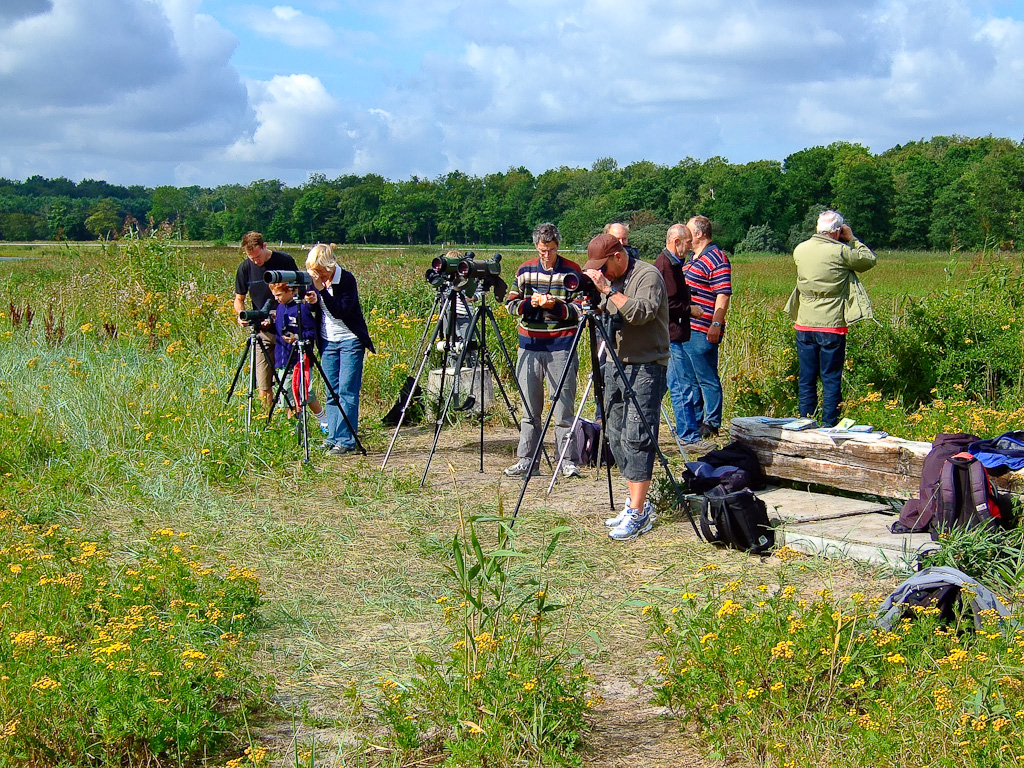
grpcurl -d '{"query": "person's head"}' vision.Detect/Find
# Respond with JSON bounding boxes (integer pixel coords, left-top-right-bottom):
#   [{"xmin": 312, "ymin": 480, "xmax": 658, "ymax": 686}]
[
  {"xmin": 584, "ymin": 233, "xmax": 629, "ymax": 280},
  {"xmin": 604, "ymin": 222, "xmax": 629, "ymax": 245},
  {"xmin": 269, "ymin": 282, "xmax": 295, "ymax": 305},
  {"xmin": 686, "ymin": 216, "xmax": 712, "ymax": 248},
  {"xmin": 666, "ymin": 223, "xmax": 691, "ymax": 256},
  {"xmin": 306, "ymin": 243, "xmax": 338, "ymax": 284},
  {"xmin": 445, "ymin": 249, "xmax": 462, "ymax": 260},
  {"xmin": 241, "ymin": 231, "xmax": 270, "ymax": 264},
  {"xmin": 533, "ymin": 222, "xmax": 561, "ymax": 264},
  {"xmin": 816, "ymin": 210, "xmax": 845, "ymax": 235}
]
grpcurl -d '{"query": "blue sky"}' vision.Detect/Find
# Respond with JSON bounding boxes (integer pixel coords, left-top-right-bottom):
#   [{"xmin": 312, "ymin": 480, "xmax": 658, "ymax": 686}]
[{"xmin": 2, "ymin": 0, "xmax": 1024, "ymax": 188}]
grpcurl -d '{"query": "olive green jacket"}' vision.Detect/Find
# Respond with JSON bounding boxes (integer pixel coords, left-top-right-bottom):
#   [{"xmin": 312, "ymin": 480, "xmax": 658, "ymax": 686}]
[{"xmin": 785, "ymin": 234, "xmax": 877, "ymax": 328}]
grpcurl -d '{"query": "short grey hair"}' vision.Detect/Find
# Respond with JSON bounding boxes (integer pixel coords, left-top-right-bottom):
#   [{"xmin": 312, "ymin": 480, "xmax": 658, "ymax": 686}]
[
  {"xmin": 532, "ymin": 222, "xmax": 560, "ymax": 245},
  {"xmin": 666, "ymin": 223, "xmax": 689, "ymax": 245},
  {"xmin": 817, "ymin": 210, "xmax": 845, "ymax": 234}
]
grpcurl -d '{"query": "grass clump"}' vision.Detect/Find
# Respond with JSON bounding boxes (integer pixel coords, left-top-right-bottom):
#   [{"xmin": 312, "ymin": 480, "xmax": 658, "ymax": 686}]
[
  {"xmin": 645, "ymin": 556, "xmax": 1024, "ymax": 767},
  {"xmin": 0, "ymin": 511, "xmax": 268, "ymax": 766},
  {"xmin": 360, "ymin": 516, "xmax": 590, "ymax": 766}
]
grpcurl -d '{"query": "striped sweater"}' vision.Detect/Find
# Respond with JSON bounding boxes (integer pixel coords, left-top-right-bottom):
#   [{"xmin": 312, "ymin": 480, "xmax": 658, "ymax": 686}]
[
  {"xmin": 504, "ymin": 255, "xmax": 583, "ymax": 351},
  {"xmin": 683, "ymin": 243, "xmax": 732, "ymax": 335}
]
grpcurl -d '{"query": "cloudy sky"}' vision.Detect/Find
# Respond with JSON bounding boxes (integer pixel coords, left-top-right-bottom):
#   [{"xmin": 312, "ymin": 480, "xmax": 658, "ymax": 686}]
[{"xmin": 2, "ymin": 0, "xmax": 1024, "ymax": 188}]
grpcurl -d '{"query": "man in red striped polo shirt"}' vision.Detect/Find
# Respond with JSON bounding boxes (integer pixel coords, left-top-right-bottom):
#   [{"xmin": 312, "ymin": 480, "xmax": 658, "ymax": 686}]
[{"xmin": 679, "ymin": 215, "xmax": 732, "ymax": 439}]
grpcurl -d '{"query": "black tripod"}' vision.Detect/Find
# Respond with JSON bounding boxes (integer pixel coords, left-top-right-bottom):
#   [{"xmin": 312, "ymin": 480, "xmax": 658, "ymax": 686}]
[
  {"xmin": 225, "ymin": 320, "xmax": 285, "ymax": 431},
  {"xmin": 265, "ymin": 301, "xmax": 365, "ymax": 463},
  {"xmin": 380, "ymin": 280, "xmax": 550, "ymax": 485},
  {"xmin": 508, "ymin": 306, "xmax": 702, "ymax": 539}
]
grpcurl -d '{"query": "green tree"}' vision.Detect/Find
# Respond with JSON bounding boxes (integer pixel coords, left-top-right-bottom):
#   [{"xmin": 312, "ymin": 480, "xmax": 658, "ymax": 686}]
[{"xmin": 84, "ymin": 198, "xmax": 122, "ymax": 239}]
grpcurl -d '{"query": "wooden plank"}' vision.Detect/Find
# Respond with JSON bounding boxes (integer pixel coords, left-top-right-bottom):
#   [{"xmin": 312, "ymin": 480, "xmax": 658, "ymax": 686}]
[
  {"xmin": 730, "ymin": 416, "xmax": 1024, "ymax": 496},
  {"xmin": 752, "ymin": 450, "xmax": 917, "ymax": 497}
]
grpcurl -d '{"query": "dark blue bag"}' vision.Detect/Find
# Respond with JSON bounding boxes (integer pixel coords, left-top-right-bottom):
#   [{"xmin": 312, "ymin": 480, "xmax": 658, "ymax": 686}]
[{"xmin": 969, "ymin": 431, "xmax": 1024, "ymax": 474}]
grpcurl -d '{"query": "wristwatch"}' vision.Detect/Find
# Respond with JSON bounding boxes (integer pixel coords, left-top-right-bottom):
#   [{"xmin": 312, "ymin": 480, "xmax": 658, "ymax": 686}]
[
  {"xmin": 607, "ymin": 287, "xmax": 619, "ymax": 296},
  {"xmin": 711, "ymin": 321, "xmax": 722, "ymax": 328}
]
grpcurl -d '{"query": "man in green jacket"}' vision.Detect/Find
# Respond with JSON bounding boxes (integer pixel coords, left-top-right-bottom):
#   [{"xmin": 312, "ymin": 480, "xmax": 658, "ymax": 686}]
[{"xmin": 787, "ymin": 210, "xmax": 876, "ymax": 427}]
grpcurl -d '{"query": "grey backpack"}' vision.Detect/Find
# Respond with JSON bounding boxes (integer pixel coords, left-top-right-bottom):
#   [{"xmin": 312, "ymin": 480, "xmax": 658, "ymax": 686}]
[{"xmin": 875, "ymin": 566, "xmax": 1018, "ymax": 635}]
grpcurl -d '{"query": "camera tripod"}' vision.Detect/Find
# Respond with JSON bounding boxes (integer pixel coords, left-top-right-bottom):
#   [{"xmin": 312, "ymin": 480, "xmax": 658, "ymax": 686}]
[
  {"xmin": 509, "ymin": 306, "xmax": 702, "ymax": 539},
  {"xmin": 380, "ymin": 280, "xmax": 550, "ymax": 485},
  {"xmin": 225, "ymin": 322, "xmax": 286, "ymax": 430},
  {"xmin": 266, "ymin": 304, "xmax": 365, "ymax": 463}
]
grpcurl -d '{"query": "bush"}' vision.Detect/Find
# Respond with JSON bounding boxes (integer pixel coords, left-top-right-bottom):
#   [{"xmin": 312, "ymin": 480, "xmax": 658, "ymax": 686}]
[
  {"xmin": 366, "ymin": 517, "xmax": 591, "ymax": 766},
  {"xmin": 628, "ymin": 223, "xmax": 671, "ymax": 260},
  {"xmin": 645, "ymin": 559, "xmax": 1024, "ymax": 767},
  {"xmin": 735, "ymin": 224, "xmax": 784, "ymax": 254},
  {"xmin": 0, "ymin": 512, "xmax": 268, "ymax": 765}
]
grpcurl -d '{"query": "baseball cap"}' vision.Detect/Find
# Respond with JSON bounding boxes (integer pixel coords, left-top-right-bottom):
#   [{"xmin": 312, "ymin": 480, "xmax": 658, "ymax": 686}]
[{"xmin": 583, "ymin": 233, "xmax": 624, "ymax": 271}]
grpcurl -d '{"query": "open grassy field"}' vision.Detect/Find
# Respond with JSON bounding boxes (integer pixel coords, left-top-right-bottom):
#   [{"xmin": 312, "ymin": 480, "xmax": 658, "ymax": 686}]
[{"xmin": 2, "ymin": 238, "xmax": 1024, "ymax": 767}]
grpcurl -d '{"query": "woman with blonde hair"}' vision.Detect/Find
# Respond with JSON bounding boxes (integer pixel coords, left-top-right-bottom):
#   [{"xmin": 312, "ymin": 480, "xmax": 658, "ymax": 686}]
[{"xmin": 306, "ymin": 243, "xmax": 375, "ymax": 455}]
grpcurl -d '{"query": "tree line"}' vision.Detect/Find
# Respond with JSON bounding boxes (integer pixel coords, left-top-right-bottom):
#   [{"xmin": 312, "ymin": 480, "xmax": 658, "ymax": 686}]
[{"xmin": 2, "ymin": 135, "xmax": 1022, "ymax": 253}]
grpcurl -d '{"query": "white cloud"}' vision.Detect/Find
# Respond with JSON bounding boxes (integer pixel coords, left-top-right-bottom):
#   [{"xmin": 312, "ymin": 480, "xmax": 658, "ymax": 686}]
[
  {"xmin": 227, "ymin": 74, "xmax": 350, "ymax": 164},
  {"xmin": 238, "ymin": 4, "xmax": 338, "ymax": 48}
]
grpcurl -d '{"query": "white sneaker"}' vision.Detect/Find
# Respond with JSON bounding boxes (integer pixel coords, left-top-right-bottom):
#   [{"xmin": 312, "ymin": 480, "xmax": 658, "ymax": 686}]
[
  {"xmin": 604, "ymin": 504, "xmax": 629, "ymax": 527},
  {"xmin": 609, "ymin": 509, "xmax": 654, "ymax": 541},
  {"xmin": 503, "ymin": 459, "xmax": 538, "ymax": 477},
  {"xmin": 561, "ymin": 461, "xmax": 582, "ymax": 478}
]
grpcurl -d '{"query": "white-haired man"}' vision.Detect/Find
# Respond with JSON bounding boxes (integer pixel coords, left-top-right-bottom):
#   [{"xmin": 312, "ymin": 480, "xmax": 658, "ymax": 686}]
[{"xmin": 786, "ymin": 210, "xmax": 877, "ymax": 427}]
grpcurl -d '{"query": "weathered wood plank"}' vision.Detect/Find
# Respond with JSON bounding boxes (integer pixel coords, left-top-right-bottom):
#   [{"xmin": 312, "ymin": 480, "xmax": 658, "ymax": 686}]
[{"xmin": 730, "ymin": 416, "xmax": 1023, "ymax": 496}]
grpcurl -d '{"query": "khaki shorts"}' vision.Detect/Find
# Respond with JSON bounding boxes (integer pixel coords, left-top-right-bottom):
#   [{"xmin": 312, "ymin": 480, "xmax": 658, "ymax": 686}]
[{"xmin": 255, "ymin": 329, "xmax": 277, "ymax": 392}]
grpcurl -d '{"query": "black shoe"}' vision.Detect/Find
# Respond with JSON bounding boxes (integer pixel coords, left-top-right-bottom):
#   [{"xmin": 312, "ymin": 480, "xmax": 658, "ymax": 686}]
[{"xmin": 699, "ymin": 423, "xmax": 719, "ymax": 439}]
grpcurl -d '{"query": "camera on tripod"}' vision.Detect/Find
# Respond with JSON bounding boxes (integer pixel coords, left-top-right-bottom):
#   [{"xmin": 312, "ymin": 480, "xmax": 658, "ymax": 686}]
[
  {"xmin": 264, "ymin": 270, "xmax": 312, "ymax": 288},
  {"xmin": 562, "ymin": 272, "xmax": 604, "ymax": 305},
  {"xmin": 238, "ymin": 299, "xmax": 272, "ymax": 324},
  {"xmin": 424, "ymin": 251, "xmax": 507, "ymax": 300}
]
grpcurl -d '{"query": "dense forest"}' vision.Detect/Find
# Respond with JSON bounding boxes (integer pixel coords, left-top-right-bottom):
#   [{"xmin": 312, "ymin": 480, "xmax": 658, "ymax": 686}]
[{"xmin": 2, "ymin": 135, "xmax": 1022, "ymax": 253}]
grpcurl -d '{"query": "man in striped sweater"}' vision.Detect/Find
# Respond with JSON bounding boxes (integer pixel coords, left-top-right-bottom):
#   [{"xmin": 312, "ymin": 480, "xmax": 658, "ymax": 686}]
[
  {"xmin": 503, "ymin": 222, "xmax": 584, "ymax": 478},
  {"xmin": 680, "ymin": 215, "xmax": 732, "ymax": 439}
]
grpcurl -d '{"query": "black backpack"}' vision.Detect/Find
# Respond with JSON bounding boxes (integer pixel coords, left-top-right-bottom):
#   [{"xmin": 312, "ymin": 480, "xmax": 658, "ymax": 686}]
[
  {"xmin": 381, "ymin": 375, "xmax": 424, "ymax": 426},
  {"xmin": 928, "ymin": 452, "xmax": 1013, "ymax": 540},
  {"xmin": 700, "ymin": 486, "xmax": 774, "ymax": 555},
  {"xmin": 571, "ymin": 418, "xmax": 614, "ymax": 468}
]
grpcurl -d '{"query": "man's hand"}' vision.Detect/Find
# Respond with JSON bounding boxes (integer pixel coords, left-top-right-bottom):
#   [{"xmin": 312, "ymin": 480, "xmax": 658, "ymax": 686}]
[
  {"xmin": 839, "ymin": 224, "xmax": 853, "ymax": 243},
  {"xmin": 530, "ymin": 292, "xmax": 557, "ymax": 309},
  {"xmin": 304, "ymin": 290, "xmax": 318, "ymax": 305},
  {"xmin": 707, "ymin": 323, "xmax": 722, "ymax": 344},
  {"xmin": 584, "ymin": 269, "xmax": 612, "ymax": 294},
  {"xmin": 690, "ymin": 305, "xmax": 704, "ymax": 319}
]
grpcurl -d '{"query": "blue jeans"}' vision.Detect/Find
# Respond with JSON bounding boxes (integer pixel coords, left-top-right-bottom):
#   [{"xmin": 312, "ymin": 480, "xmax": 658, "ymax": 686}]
[
  {"xmin": 796, "ymin": 330, "xmax": 846, "ymax": 427},
  {"xmin": 667, "ymin": 341, "xmax": 701, "ymax": 441},
  {"xmin": 679, "ymin": 331, "xmax": 723, "ymax": 430},
  {"xmin": 322, "ymin": 337, "xmax": 365, "ymax": 449}
]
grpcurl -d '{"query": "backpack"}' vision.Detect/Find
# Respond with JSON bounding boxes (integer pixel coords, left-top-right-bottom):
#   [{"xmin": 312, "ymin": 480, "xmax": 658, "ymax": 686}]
[
  {"xmin": 700, "ymin": 486, "xmax": 774, "ymax": 555},
  {"xmin": 571, "ymin": 418, "xmax": 613, "ymax": 467},
  {"xmin": 381, "ymin": 375, "xmax": 424, "ymax": 426},
  {"xmin": 692, "ymin": 441, "xmax": 766, "ymax": 491},
  {"xmin": 875, "ymin": 566, "xmax": 1017, "ymax": 635},
  {"xmin": 893, "ymin": 432, "xmax": 978, "ymax": 533},
  {"xmin": 928, "ymin": 452, "xmax": 1013, "ymax": 541}
]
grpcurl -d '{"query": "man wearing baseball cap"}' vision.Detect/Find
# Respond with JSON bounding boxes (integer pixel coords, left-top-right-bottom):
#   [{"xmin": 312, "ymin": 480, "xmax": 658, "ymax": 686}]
[{"xmin": 583, "ymin": 233, "xmax": 670, "ymax": 541}]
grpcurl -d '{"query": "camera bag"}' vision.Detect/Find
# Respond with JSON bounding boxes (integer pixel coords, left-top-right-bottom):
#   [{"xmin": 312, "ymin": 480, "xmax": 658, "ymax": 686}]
[{"xmin": 699, "ymin": 485, "xmax": 774, "ymax": 555}]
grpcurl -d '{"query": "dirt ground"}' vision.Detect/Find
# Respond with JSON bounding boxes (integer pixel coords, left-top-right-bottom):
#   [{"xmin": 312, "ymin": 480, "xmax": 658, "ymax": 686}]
[{"xmin": 252, "ymin": 422, "xmax": 887, "ymax": 767}]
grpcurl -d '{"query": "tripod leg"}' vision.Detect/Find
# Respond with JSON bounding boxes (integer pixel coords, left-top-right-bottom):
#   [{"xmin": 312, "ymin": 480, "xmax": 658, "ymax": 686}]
[
  {"xmin": 267, "ymin": 344, "xmax": 298, "ymax": 428},
  {"xmin": 510, "ymin": 314, "xmax": 589, "ymax": 524},
  {"xmin": 225, "ymin": 338, "xmax": 252, "ymax": 404},
  {"xmin": 662, "ymin": 405, "xmax": 686, "ymax": 456},
  {"xmin": 547, "ymin": 374, "xmax": 595, "ymax": 495},
  {"xmin": 380, "ymin": 292, "xmax": 452, "ymax": 469},
  {"xmin": 315, "ymin": 345, "xmax": 366, "ymax": 455},
  {"xmin": 479, "ymin": 304, "xmax": 554, "ymax": 469},
  {"xmin": 255, "ymin": 336, "xmax": 285, "ymax": 425},
  {"xmin": 587, "ymin": 330, "xmax": 616, "ymax": 511}
]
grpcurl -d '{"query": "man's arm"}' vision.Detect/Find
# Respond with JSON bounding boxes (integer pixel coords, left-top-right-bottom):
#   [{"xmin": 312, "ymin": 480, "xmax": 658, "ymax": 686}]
[
  {"xmin": 234, "ymin": 293, "xmax": 247, "ymax": 326},
  {"xmin": 706, "ymin": 294, "xmax": 730, "ymax": 343}
]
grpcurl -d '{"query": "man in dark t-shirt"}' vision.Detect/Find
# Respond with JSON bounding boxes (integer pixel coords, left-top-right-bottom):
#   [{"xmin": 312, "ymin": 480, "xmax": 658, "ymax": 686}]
[{"xmin": 233, "ymin": 231, "xmax": 299, "ymax": 407}]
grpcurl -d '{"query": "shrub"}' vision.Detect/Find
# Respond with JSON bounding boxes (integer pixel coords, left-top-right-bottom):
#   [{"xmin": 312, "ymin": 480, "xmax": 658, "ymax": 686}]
[
  {"xmin": 0, "ymin": 512, "xmax": 268, "ymax": 765},
  {"xmin": 734, "ymin": 224, "xmax": 784, "ymax": 255},
  {"xmin": 645, "ymin": 560, "xmax": 1024, "ymax": 767},
  {"xmin": 367, "ymin": 516, "xmax": 591, "ymax": 766}
]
